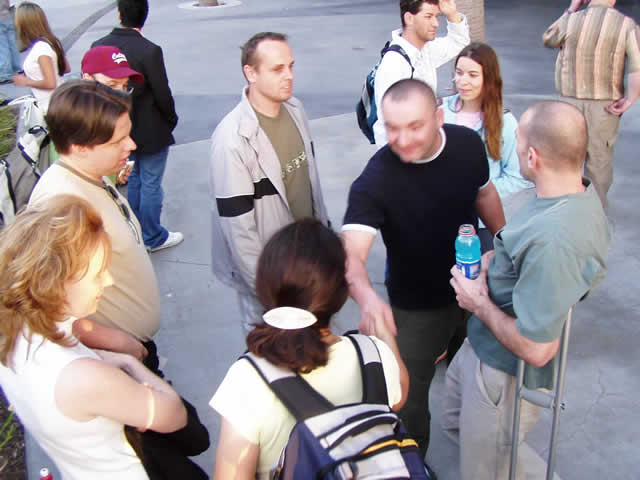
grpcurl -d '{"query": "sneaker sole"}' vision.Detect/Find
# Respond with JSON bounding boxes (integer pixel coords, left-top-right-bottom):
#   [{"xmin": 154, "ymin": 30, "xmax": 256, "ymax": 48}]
[{"xmin": 148, "ymin": 237, "xmax": 184, "ymax": 252}]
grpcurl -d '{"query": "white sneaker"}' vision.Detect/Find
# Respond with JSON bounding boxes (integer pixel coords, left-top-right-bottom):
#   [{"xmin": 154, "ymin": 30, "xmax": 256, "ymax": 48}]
[{"xmin": 149, "ymin": 231, "xmax": 184, "ymax": 252}]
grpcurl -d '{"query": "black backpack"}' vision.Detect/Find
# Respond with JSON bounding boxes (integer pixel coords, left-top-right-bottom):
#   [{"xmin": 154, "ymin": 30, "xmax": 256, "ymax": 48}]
[{"xmin": 356, "ymin": 42, "xmax": 414, "ymax": 144}]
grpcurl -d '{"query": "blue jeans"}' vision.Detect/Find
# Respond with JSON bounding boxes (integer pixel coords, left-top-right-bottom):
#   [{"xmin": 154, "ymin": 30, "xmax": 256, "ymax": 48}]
[
  {"xmin": 0, "ymin": 17, "xmax": 21, "ymax": 81},
  {"xmin": 128, "ymin": 148, "xmax": 169, "ymax": 248}
]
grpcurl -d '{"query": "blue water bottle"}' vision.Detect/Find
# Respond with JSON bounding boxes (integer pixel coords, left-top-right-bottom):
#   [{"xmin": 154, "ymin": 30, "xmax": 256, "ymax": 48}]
[{"xmin": 455, "ymin": 224, "xmax": 481, "ymax": 279}]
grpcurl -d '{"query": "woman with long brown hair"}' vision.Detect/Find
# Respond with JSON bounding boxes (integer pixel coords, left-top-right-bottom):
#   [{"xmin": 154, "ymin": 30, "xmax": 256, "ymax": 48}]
[
  {"xmin": 12, "ymin": 1, "xmax": 69, "ymax": 111},
  {"xmin": 210, "ymin": 218, "xmax": 409, "ymax": 479},
  {"xmin": 0, "ymin": 196, "xmax": 186, "ymax": 479},
  {"xmin": 442, "ymin": 42, "xmax": 532, "ymax": 248}
]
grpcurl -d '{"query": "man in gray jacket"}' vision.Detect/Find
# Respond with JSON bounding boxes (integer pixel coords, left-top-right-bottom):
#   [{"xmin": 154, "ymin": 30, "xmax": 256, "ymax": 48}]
[{"xmin": 209, "ymin": 32, "xmax": 328, "ymax": 334}]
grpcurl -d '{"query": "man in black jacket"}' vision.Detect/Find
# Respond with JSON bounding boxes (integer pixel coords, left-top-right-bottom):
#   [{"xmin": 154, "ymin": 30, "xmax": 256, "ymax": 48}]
[{"xmin": 93, "ymin": 0, "xmax": 183, "ymax": 252}]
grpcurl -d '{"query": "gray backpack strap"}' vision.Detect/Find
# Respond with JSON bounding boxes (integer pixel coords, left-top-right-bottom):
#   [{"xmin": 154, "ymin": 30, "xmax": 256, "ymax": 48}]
[
  {"xmin": 345, "ymin": 333, "xmax": 389, "ymax": 406},
  {"xmin": 242, "ymin": 353, "xmax": 334, "ymax": 422}
]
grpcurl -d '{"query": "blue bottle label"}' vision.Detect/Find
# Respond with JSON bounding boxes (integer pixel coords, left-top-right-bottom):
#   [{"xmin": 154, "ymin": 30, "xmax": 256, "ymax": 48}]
[{"xmin": 456, "ymin": 259, "xmax": 481, "ymax": 280}]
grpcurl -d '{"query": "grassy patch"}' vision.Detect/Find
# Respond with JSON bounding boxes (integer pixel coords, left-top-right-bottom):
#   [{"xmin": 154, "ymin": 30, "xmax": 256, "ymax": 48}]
[
  {"xmin": 0, "ymin": 105, "xmax": 17, "ymax": 159},
  {"xmin": 0, "ymin": 388, "xmax": 25, "ymax": 477}
]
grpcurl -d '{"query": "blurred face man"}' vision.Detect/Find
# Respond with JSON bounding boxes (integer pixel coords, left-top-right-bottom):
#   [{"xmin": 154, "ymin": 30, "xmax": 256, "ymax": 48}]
[
  {"xmin": 382, "ymin": 88, "xmax": 444, "ymax": 163},
  {"xmin": 244, "ymin": 39, "xmax": 294, "ymax": 110}
]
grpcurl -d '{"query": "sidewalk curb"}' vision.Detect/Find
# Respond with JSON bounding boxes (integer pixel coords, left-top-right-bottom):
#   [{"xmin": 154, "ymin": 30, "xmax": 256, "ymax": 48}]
[{"xmin": 61, "ymin": 1, "xmax": 116, "ymax": 52}]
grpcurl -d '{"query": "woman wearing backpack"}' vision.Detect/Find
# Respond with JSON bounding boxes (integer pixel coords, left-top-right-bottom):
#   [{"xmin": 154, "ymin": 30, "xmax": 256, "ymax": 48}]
[
  {"xmin": 12, "ymin": 1, "xmax": 69, "ymax": 112},
  {"xmin": 442, "ymin": 42, "xmax": 533, "ymax": 250},
  {"xmin": 210, "ymin": 218, "xmax": 409, "ymax": 479},
  {"xmin": 0, "ymin": 195, "xmax": 187, "ymax": 479}
]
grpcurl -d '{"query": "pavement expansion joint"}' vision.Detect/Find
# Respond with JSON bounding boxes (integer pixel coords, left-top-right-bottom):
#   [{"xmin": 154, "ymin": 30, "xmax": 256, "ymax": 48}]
[{"xmin": 155, "ymin": 258, "xmax": 211, "ymax": 267}]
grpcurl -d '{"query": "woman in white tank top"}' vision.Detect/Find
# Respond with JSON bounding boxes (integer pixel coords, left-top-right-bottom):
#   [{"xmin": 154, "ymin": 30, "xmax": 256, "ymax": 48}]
[
  {"xmin": 0, "ymin": 196, "xmax": 187, "ymax": 479},
  {"xmin": 11, "ymin": 2, "xmax": 69, "ymax": 111}
]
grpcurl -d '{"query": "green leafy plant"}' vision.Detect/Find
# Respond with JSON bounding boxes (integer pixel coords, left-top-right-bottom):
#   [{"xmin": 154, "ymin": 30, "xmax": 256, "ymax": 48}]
[
  {"xmin": 0, "ymin": 410, "xmax": 16, "ymax": 451},
  {"xmin": 0, "ymin": 105, "xmax": 17, "ymax": 159}
]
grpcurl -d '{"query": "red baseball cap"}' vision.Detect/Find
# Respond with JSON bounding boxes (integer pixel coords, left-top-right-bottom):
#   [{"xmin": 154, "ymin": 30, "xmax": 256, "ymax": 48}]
[{"xmin": 81, "ymin": 46, "xmax": 144, "ymax": 83}]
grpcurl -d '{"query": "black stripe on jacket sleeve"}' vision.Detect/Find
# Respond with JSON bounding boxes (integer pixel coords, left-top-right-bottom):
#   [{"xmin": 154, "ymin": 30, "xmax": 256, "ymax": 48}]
[{"xmin": 217, "ymin": 178, "xmax": 279, "ymax": 217}]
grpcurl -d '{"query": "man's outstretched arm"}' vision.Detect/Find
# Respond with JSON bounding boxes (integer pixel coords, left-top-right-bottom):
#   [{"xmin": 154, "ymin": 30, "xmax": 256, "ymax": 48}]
[{"xmin": 343, "ymin": 229, "xmax": 397, "ymax": 337}]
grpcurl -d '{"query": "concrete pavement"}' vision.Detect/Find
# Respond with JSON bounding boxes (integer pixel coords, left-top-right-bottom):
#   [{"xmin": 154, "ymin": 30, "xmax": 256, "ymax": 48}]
[{"xmin": 2, "ymin": 0, "xmax": 639, "ymax": 478}]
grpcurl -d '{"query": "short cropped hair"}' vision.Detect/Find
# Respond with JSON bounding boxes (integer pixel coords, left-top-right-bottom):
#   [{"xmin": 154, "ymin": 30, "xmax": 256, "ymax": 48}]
[
  {"xmin": 241, "ymin": 32, "xmax": 288, "ymax": 69},
  {"xmin": 246, "ymin": 218, "xmax": 349, "ymax": 373},
  {"xmin": 118, "ymin": 0, "xmax": 149, "ymax": 28},
  {"xmin": 400, "ymin": 0, "xmax": 438, "ymax": 28},
  {"xmin": 522, "ymin": 101, "xmax": 588, "ymax": 172},
  {"xmin": 45, "ymin": 80, "xmax": 131, "ymax": 155},
  {"xmin": 382, "ymin": 78, "xmax": 437, "ymax": 111},
  {"xmin": 0, "ymin": 195, "xmax": 111, "ymax": 367}
]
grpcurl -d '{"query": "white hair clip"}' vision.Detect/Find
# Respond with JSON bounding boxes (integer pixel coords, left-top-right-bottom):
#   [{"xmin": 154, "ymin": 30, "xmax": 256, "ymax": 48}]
[{"xmin": 263, "ymin": 307, "xmax": 317, "ymax": 330}]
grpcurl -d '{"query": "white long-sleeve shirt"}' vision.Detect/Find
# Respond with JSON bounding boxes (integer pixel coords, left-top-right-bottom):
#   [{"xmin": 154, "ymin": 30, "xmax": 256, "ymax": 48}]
[{"xmin": 373, "ymin": 17, "xmax": 470, "ymax": 146}]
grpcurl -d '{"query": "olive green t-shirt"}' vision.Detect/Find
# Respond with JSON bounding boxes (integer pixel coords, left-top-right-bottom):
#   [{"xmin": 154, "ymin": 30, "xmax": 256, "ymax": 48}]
[
  {"xmin": 255, "ymin": 106, "xmax": 313, "ymax": 220},
  {"xmin": 468, "ymin": 181, "xmax": 609, "ymax": 389}
]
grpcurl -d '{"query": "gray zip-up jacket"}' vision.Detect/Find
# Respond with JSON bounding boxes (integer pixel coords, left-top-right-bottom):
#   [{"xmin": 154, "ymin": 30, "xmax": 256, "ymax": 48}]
[{"xmin": 209, "ymin": 88, "xmax": 329, "ymax": 293}]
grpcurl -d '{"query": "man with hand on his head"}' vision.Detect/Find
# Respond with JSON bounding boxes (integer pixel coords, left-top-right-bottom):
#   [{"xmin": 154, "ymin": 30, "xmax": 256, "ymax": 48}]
[{"xmin": 373, "ymin": 0, "xmax": 469, "ymax": 145}]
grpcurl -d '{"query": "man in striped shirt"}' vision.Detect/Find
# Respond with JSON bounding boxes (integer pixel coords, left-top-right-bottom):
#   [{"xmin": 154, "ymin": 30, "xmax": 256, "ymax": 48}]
[{"xmin": 543, "ymin": 0, "xmax": 640, "ymax": 208}]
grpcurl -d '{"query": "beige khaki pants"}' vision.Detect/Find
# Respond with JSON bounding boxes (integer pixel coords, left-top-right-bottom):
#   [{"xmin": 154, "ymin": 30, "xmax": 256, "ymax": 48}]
[
  {"xmin": 563, "ymin": 97, "xmax": 620, "ymax": 208},
  {"xmin": 442, "ymin": 340, "xmax": 551, "ymax": 480}
]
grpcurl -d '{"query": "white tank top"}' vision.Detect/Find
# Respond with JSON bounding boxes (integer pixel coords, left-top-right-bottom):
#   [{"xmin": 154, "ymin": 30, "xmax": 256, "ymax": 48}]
[
  {"xmin": 22, "ymin": 40, "xmax": 64, "ymax": 112},
  {"xmin": 0, "ymin": 318, "xmax": 148, "ymax": 479}
]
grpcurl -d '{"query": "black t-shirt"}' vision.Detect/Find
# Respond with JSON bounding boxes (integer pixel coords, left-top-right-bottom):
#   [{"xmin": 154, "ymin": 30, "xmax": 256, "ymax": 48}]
[{"xmin": 343, "ymin": 124, "xmax": 489, "ymax": 310}]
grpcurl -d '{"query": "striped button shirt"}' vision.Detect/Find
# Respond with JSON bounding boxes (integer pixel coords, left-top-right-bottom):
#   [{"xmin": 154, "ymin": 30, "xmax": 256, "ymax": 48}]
[{"xmin": 543, "ymin": 3, "xmax": 640, "ymax": 100}]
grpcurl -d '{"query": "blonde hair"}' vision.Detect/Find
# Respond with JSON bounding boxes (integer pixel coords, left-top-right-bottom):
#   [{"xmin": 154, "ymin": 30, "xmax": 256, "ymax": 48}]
[
  {"xmin": 15, "ymin": 2, "xmax": 67, "ymax": 75},
  {"xmin": 0, "ymin": 195, "xmax": 112, "ymax": 366}
]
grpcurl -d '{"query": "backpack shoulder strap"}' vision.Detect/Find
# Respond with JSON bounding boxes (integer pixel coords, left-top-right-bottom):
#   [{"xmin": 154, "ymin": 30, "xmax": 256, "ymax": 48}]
[
  {"xmin": 0, "ymin": 158, "xmax": 17, "ymax": 217},
  {"xmin": 345, "ymin": 333, "xmax": 389, "ymax": 405},
  {"xmin": 382, "ymin": 44, "xmax": 415, "ymax": 78},
  {"xmin": 241, "ymin": 353, "xmax": 334, "ymax": 422}
]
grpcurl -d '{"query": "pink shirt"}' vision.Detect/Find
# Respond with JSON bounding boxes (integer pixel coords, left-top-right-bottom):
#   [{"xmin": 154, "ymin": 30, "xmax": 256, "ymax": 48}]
[{"xmin": 455, "ymin": 110, "xmax": 483, "ymax": 130}]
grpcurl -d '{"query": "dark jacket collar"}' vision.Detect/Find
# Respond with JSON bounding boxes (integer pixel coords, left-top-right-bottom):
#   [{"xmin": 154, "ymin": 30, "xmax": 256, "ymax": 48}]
[{"xmin": 109, "ymin": 27, "xmax": 143, "ymax": 37}]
